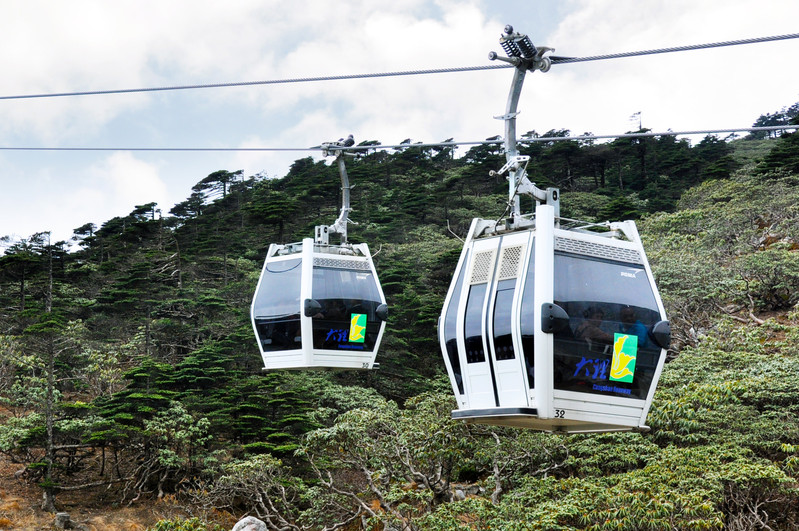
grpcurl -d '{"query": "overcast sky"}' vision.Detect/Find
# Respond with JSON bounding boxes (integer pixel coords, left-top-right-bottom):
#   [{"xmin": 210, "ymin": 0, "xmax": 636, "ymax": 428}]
[{"xmin": 1, "ymin": 0, "xmax": 798, "ymax": 245}]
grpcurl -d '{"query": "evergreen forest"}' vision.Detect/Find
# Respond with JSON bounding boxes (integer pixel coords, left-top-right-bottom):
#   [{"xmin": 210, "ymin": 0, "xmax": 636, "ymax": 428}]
[{"xmin": 1, "ymin": 101, "xmax": 799, "ymax": 530}]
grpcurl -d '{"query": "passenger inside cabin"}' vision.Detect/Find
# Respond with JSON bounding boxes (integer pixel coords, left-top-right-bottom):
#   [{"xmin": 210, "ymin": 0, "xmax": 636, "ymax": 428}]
[
  {"xmin": 325, "ymin": 300, "xmax": 348, "ymax": 319},
  {"xmin": 618, "ymin": 305, "xmax": 648, "ymax": 347},
  {"xmin": 575, "ymin": 306, "xmax": 613, "ymax": 351}
]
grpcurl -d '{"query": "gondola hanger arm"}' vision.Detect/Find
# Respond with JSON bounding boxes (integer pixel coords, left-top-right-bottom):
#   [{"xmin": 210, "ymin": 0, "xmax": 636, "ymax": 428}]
[
  {"xmin": 608, "ymin": 220, "xmax": 641, "ymax": 243},
  {"xmin": 492, "ymin": 155, "xmax": 530, "ymax": 176},
  {"xmin": 489, "ymin": 25, "xmax": 560, "ymax": 224},
  {"xmin": 317, "ymin": 135, "xmax": 356, "ymax": 244},
  {"xmin": 490, "ymin": 155, "xmax": 549, "ymax": 205}
]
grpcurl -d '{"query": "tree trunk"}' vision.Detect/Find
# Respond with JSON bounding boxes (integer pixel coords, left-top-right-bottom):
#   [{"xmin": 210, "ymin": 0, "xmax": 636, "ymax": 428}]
[
  {"xmin": 19, "ymin": 270, "xmax": 25, "ymax": 311},
  {"xmin": 145, "ymin": 305, "xmax": 152, "ymax": 357},
  {"xmin": 174, "ymin": 238, "xmax": 183, "ymax": 290},
  {"xmin": 42, "ymin": 238, "xmax": 58, "ymax": 512},
  {"xmin": 223, "ymin": 251, "xmax": 228, "ymax": 287},
  {"xmin": 43, "ymin": 338, "xmax": 57, "ymax": 512},
  {"xmin": 42, "ymin": 489, "xmax": 56, "ymax": 512}
]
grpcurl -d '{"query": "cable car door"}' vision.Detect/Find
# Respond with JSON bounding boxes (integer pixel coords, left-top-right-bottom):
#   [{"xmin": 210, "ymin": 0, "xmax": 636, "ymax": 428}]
[
  {"xmin": 458, "ymin": 237, "xmax": 500, "ymax": 409},
  {"xmin": 487, "ymin": 233, "xmax": 531, "ymax": 405}
]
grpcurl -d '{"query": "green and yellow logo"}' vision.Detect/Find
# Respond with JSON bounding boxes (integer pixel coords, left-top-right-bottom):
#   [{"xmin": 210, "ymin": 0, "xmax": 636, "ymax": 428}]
[
  {"xmin": 349, "ymin": 313, "xmax": 366, "ymax": 343},
  {"xmin": 610, "ymin": 333, "xmax": 638, "ymax": 383}
]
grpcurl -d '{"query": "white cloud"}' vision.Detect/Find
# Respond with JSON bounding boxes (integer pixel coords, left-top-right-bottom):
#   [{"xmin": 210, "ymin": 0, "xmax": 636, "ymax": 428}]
[
  {"xmin": 93, "ymin": 152, "xmax": 168, "ymax": 212},
  {"xmin": 536, "ymin": 0, "xmax": 799, "ymax": 136},
  {"xmin": 1, "ymin": 0, "xmax": 798, "ymax": 242},
  {"xmin": 3, "ymin": 152, "xmax": 170, "ymax": 242}
]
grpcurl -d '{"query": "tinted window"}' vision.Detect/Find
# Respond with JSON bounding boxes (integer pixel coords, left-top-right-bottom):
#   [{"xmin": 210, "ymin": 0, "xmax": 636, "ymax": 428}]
[
  {"xmin": 252, "ymin": 258, "xmax": 302, "ymax": 352},
  {"xmin": 441, "ymin": 251, "xmax": 468, "ymax": 394},
  {"xmin": 519, "ymin": 241, "xmax": 535, "ymax": 388},
  {"xmin": 552, "ymin": 252, "xmax": 661, "ymax": 399},
  {"xmin": 464, "ymin": 284, "xmax": 487, "ymax": 363},
  {"xmin": 492, "ymin": 279, "xmax": 516, "ymax": 361},
  {"xmin": 252, "ymin": 258, "xmax": 302, "ymax": 318},
  {"xmin": 310, "ymin": 266, "xmax": 383, "ymax": 352}
]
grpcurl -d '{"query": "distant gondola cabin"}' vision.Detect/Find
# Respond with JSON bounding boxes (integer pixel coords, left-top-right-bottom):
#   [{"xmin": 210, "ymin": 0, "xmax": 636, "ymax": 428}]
[{"xmin": 252, "ymin": 238, "xmax": 388, "ymax": 370}]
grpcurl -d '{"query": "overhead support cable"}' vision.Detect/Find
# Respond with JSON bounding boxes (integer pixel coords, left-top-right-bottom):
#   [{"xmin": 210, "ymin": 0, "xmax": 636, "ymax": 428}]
[
  {"xmin": 0, "ymin": 126, "xmax": 795, "ymax": 153},
  {"xmin": 0, "ymin": 65, "xmax": 510, "ymax": 101},
  {"xmin": 0, "ymin": 34, "xmax": 797, "ymax": 101},
  {"xmin": 516, "ymin": 125, "xmax": 799, "ymax": 143},
  {"xmin": 0, "ymin": 146, "xmax": 319, "ymax": 152},
  {"xmin": 550, "ymin": 33, "xmax": 799, "ymax": 64}
]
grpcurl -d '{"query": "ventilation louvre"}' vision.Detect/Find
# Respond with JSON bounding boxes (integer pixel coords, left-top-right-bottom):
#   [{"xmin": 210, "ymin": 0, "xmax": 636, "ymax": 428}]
[
  {"xmin": 470, "ymin": 250, "xmax": 495, "ymax": 284},
  {"xmin": 313, "ymin": 257, "xmax": 371, "ymax": 270},
  {"xmin": 498, "ymin": 245, "xmax": 523, "ymax": 280},
  {"xmin": 555, "ymin": 237, "xmax": 643, "ymax": 264}
]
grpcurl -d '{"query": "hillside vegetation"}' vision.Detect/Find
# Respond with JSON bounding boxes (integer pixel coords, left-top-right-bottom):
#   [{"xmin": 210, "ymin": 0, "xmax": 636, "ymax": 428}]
[{"xmin": 1, "ymin": 106, "xmax": 799, "ymax": 529}]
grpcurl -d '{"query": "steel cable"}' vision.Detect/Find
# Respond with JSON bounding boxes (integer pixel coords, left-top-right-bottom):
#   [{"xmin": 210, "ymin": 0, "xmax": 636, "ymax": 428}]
[
  {"xmin": 550, "ymin": 33, "xmax": 799, "ymax": 64},
  {"xmin": 0, "ymin": 126, "xmax": 795, "ymax": 153},
  {"xmin": 1, "ymin": 34, "xmax": 797, "ymax": 101},
  {"xmin": 0, "ymin": 65, "xmax": 510, "ymax": 101}
]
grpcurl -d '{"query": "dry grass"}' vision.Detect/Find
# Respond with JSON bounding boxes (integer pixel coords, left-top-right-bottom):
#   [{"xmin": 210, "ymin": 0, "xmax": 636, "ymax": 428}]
[
  {"xmin": 0, "ymin": 440, "xmax": 242, "ymax": 531},
  {"xmin": 0, "ymin": 500, "xmax": 201, "ymax": 531},
  {"xmin": 0, "ymin": 468, "xmax": 211, "ymax": 531},
  {"xmin": 0, "ymin": 439, "xmax": 194, "ymax": 530}
]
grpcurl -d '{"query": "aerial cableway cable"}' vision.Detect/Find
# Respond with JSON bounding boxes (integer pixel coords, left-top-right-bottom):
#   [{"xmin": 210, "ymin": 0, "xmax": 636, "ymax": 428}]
[
  {"xmin": 548, "ymin": 33, "xmax": 799, "ymax": 64},
  {"xmin": 0, "ymin": 126, "xmax": 796, "ymax": 153},
  {"xmin": 0, "ymin": 33, "xmax": 797, "ymax": 101}
]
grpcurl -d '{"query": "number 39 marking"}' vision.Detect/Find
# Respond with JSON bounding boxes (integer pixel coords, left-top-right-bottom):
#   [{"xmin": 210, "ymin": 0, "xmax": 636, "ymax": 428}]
[{"xmin": 554, "ymin": 409, "xmax": 566, "ymax": 419}]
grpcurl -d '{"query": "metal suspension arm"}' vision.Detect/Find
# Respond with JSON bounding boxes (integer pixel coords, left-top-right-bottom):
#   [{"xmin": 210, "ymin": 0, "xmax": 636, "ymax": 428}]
[
  {"xmin": 330, "ymin": 153, "xmax": 352, "ymax": 242},
  {"xmin": 317, "ymin": 136, "xmax": 355, "ymax": 244},
  {"xmin": 489, "ymin": 25, "xmax": 559, "ymax": 222}
]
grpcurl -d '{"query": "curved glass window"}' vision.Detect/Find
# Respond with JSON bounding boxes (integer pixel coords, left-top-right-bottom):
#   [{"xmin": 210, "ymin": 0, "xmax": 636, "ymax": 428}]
[
  {"xmin": 552, "ymin": 251, "xmax": 661, "ymax": 399},
  {"xmin": 492, "ymin": 279, "xmax": 516, "ymax": 361},
  {"xmin": 464, "ymin": 284, "xmax": 487, "ymax": 364},
  {"xmin": 519, "ymin": 241, "xmax": 535, "ymax": 388},
  {"xmin": 252, "ymin": 258, "xmax": 302, "ymax": 352},
  {"xmin": 310, "ymin": 266, "xmax": 383, "ymax": 352},
  {"xmin": 441, "ymin": 251, "xmax": 468, "ymax": 394}
]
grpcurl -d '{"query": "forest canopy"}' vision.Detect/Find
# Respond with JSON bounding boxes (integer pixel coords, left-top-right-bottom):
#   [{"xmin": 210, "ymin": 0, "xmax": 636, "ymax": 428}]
[{"xmin": 1, "ymin": 103, "xmax": 799, "ymax": 529}]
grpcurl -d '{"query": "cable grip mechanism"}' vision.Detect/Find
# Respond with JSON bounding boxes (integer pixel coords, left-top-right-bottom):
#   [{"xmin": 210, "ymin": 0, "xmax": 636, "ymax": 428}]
[
  {"xmin": 488, "ymin": 25, "xmax": 554, "ymax": 73},
  {"xmin": 490, "ymin": 155, "xmax": 530, "ymax": 177}
]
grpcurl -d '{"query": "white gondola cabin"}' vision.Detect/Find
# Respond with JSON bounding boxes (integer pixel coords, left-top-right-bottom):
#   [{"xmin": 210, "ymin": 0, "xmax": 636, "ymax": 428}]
[
  {"xmin": 252, "ymin": 237, "xmax": 387, "ymax": 370},
  {"xmin": 439, "ymin": 205, "xmax": 670, "ymax": 432},
  {"xmin": 438, "ymin": 25, "xmax": 670, "ymax": 432},
  {"xmin": 251, "ymin": 138, "xmax": 388, "ymax": 370}
]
